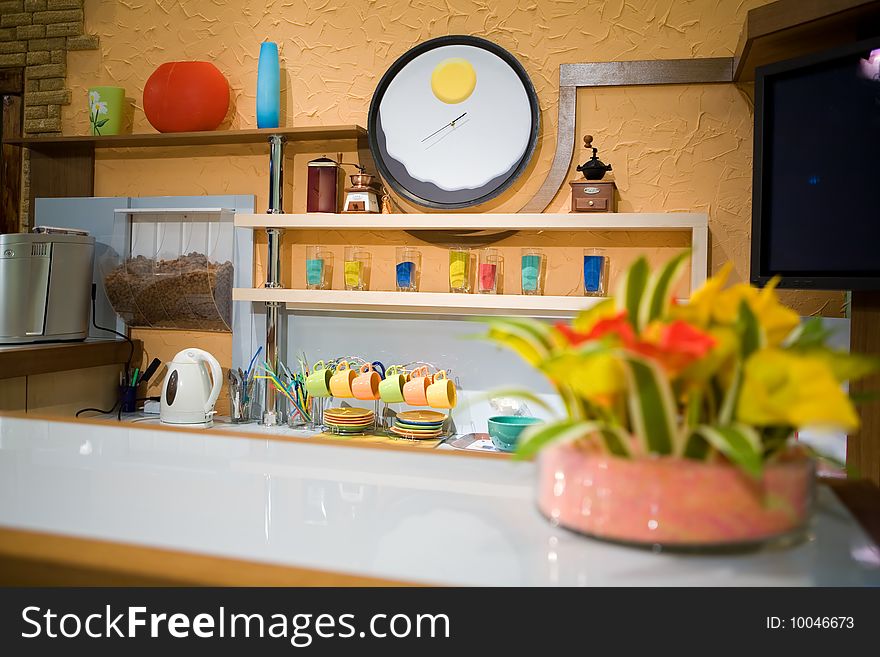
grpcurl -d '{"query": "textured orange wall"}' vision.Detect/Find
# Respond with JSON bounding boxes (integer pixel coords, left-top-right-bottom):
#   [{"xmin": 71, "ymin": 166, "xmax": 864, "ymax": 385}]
[{"xmin": 63, "ymin": 1, "xmax": 841, "ymax": 349}]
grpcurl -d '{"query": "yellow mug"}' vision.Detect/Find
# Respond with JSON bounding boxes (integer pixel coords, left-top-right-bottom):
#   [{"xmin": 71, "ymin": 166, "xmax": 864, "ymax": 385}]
[
  {"xmin": 426, "ymin": 370, "xmax": 456, "ymax": 409},
  {"xmin": 329, "ymin": 361, "xmax": 356, "ymax": 398},
  {"xmin": 352, "ymin": 363, "xmax": 381, "ymax": 400}
]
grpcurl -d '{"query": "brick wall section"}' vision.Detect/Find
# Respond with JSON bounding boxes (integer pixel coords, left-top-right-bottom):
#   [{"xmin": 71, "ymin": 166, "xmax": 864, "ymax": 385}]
[{"xmin": 0, "ymin": 0, "xmax": 98, "ymax": 227}]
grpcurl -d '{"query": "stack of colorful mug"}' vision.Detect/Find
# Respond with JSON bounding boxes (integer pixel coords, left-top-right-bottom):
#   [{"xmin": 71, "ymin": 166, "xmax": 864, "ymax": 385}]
[{"xmin": 306, "ymin": 360, "xmax": 457, "ymax": 410}]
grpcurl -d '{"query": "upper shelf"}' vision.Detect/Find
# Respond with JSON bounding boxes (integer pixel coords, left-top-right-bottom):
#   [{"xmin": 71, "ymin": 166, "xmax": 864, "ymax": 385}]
[
  {"xmin": 114, "ymin": 208, "xmax": 234, "ymax": 215},
  {"xmin": 234, "ymin": 212, "xmax": 708, "ymax": 231},
  {"xmin": 733, "ymin": 0, "xmax": 880, "ymax": 81},
  {"xmin": 3, "ymin": 125, "xmax": 367, "ymax": 150}
]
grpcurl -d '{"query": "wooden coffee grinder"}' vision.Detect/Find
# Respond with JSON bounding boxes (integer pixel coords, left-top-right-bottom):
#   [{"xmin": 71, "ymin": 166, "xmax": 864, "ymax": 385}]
[
  {"xmin": 570, "ymin": 135, "xmax": 617, "ymax": 212},
  {"xmin": 342, "ymin": 166, "xmax": 382, "ymax": 213}
]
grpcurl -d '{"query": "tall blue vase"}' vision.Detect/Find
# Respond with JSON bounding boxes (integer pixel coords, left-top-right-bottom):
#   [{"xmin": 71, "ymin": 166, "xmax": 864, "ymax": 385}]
[{"xmin": 256, "ymin": 41, "xmax": 280, "ymax": 129}]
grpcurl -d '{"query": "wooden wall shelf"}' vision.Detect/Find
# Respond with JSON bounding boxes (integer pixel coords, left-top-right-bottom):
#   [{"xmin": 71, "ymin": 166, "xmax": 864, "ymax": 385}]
[
  {"xmin": 733, "ymin": 0, "xmax": 880, "ymax": 81},
  {"xmin": 3, "ymin": 125, "xmax": 368, "ymax": 225},
  {"xmin": 2, "ymin": 125, "xmax": 367, "ymax": 150},
  {"xmin": 0, "ymin": 339, "xmax": 139, "ymax": 380}
]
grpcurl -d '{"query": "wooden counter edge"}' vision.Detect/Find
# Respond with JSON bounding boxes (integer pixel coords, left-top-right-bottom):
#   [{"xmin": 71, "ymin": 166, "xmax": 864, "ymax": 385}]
[
  {"xmin": 0, "ymin": 410, "xmax": 512, "ymax": 461},
  {"xmin": 0, "ymin": 340, "xmax": 142, "ymax": 380},
  {"xmin": 0, "ymin": 527, "xmax": 415, "ymax": 587}
]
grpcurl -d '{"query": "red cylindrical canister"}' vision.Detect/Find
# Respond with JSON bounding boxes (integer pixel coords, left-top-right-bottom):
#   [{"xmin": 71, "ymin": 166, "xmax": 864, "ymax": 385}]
[{"xmin": 307, "ymin": 157, "xmax": 340, "ymax": 213}]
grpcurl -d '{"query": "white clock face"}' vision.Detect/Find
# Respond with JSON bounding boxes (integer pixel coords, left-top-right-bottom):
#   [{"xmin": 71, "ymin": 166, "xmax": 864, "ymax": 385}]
[{"xmin": 369, "ymin": 36, "xmax": 539, "ymax": 208}]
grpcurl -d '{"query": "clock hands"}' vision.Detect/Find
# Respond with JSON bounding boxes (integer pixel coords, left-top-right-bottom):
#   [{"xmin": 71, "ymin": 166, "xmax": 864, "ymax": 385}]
[{"xmin": 421, "ymin": 112, "xmax": 467, "ymax": 142}]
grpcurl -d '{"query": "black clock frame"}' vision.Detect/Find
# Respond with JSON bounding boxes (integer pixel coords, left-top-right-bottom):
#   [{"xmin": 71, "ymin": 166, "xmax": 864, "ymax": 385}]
[{"xmin": 367, "ymin": 35, "xmax": 540, "ymax": 210}]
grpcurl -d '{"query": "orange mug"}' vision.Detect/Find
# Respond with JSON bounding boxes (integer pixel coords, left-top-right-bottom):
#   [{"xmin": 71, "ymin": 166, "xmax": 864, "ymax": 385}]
[
  {"xmin": 426, "ymin": 370, "xmax": 456, "ymax": 409},
  {"xmin": 352, "ymin": 363, "xmax": 381, "ymax": 400},
  {"xmin": 402, "ymin": 366, "xmax": 432, "ymax": 406},
  {"xmin": 329, "ymin": 361, "xmax": 356, "ymax": 398}
]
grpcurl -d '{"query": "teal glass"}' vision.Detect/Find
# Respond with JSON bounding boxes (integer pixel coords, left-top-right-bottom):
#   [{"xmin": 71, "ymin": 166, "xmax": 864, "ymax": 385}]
[
  {"xmin": 305, "ymin": 245, "xmax": 332, "ymax": 290},
  {"xmin": 521, "ymin": 249, "xmax": 544, "ymax": 295},
  {"xmin": 306, "ymin": 259, "xmax": 324, "ymax": 286}
]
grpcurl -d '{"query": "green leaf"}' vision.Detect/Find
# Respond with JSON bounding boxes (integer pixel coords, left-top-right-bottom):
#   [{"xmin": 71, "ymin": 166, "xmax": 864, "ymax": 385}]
[
  {"xmin": 515, "ymin": 419, "xmax": 622, "ymax": 460},
  {"xmin": 617, "ymin": 257, "xmax": 650, "ymax": 332},
  {"xmin": 95, "ymin": 118, "xmax": 109, "ymax": 127},
  {"xmin": 850, "ymin": 390, "xmax": 880, "ymax": 404},
  {"xmin": 640, "ymin": 250, "xmax": 690, "ymax": 327},
  {"xmin": 598, "ymin": 425, "xmax": 631, "ymax": 457},
  {"xmin": 620, "ymin": 354, "xmax": 678, "ymax": 455},
  {"xmin": 572, "ymin": 297, "xmax": 616, "ymax": 332},
  {"xmin": 682, "ymin": 432, "xmax": 710, "ymax": 459},
  {"xmin": 783, "ymin": 317, "xmax": 836, "ymax": 349},
  {"xmin": 461, "ymin": 387, "xmax": 558, "ymax": 417},
  {"xmin": 815, "ymin": 351, "xmax": 880, "ymax": 383},
  {"xmin": 482, "ymin": 317, "xmax": 555, "ymax": 366},
  {"xmin": 718, "ymin": 359, "xmax": 742, "ymax": 425},
  {"xmin": 737, "ymin": 299, "xmax": 762, "ymax": 358},
  {"xmin": 691, "ymin": 424, "xmax": 763, "ymax": 478}
]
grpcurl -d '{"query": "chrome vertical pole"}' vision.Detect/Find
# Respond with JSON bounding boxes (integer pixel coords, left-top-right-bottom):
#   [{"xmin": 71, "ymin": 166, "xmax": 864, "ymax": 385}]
[{"xmin": 263, "ymin": 134, "xmax": 285, "ymax": 426}]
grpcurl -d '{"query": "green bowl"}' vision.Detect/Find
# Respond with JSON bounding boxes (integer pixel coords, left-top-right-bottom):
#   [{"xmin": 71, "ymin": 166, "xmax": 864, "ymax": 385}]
[{"xmin": 487, "ymin": 415, "xmax": 544, "ymax": 452}]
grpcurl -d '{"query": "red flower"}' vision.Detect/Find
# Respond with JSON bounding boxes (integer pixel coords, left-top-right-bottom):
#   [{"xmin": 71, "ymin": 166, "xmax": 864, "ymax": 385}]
[
  {"xmin": 555, "ymin": 311, "xmax": 635, "ymax": 347},
  {"xmin": 631, "ymin": 320, "xmax": 716, "ymax": 375},
  {"xmin": 555, "ymin": 314, "xmax": 715, "ymax": 376}
]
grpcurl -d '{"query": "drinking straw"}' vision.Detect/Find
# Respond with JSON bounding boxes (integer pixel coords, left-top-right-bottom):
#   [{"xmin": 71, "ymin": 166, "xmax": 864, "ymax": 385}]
[{"xmin": 244, "ymin": 346, "xmax": 263, "ymax": 383}]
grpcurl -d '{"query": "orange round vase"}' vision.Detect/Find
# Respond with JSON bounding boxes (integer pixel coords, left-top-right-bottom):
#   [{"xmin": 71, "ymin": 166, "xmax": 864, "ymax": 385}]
[
  {"xmin": 143, "ymin": 62, "xmax": 229, "ymax": 133},
  {"xmin": 537, "ymin": 443, "xmax": 815, "ymax": 550}
]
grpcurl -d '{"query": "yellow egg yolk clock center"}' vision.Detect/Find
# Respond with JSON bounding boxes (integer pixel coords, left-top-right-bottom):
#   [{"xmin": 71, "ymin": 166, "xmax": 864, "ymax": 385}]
[{"xmin": 431, "ymin": 58, "xmax": 476, "ymax": 104}]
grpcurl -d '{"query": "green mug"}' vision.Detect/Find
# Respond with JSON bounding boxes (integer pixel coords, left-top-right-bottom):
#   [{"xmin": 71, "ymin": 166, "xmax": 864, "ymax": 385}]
[
  {"xmin": 378, "ymin": 365, "xmax": 406, "ymax": 403},
  {"xmin": 305, "ymin": 360, "xmax": 332, "ymax": 398}
]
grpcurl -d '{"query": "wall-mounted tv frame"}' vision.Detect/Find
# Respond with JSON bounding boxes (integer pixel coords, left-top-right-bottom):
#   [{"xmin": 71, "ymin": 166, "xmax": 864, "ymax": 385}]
[{"xmin": 751, "ymin": 36, "xmax": 880, "ymax": 291}]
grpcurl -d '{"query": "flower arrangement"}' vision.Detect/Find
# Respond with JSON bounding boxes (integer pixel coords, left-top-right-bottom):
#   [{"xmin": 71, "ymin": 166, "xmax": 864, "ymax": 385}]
[{"xmin": 484, "ymin": 253, "xmax": 877, "ymax": 476}]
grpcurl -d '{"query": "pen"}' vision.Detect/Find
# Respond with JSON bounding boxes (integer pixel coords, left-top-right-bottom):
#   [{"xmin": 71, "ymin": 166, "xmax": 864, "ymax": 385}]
[{"xmin": 131, "ymin": 367, "xmax": 139, "ymax": 386}]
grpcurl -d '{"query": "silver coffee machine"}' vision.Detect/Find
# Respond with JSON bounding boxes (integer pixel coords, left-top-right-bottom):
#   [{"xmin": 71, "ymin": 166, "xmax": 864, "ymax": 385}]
[{"xmin": 0, "ymin": 230, "xmax": 95, "ymax": 344}]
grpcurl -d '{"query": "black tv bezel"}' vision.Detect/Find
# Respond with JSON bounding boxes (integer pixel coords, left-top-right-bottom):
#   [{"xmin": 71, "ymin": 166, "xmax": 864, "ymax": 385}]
[{"xmin": 750, "ymin": 35, "xmax": 880, "ymax": 291}]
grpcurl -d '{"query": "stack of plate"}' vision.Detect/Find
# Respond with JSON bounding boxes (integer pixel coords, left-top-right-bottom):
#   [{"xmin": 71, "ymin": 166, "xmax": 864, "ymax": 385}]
[
  {"xmin": 389, "ymin": 410, "xmax": 447, "ymax": 440},
  {"xmin": 324, "ymin": 407, "xmax": 374, "ymax": 434}
]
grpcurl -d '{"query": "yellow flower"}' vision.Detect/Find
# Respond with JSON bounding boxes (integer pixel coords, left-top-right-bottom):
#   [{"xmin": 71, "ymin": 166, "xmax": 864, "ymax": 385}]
[
  {"xmin": 737, "ymin": 349, "xmax": 859, "ymax": 431},
  {"xmin": 670, "ymin": 263, "xmax": 732, "ymax": 327},
  {"xmin": 541, "ymin": 350, "xmax": 626, "ymax": 400},
  {"xmin": 673, "ymin": 266, "xmax": 799, "ymax": 346},
  {"xmin": 713, "ymin": 280, "xmax": 799, "ymax": 346}
]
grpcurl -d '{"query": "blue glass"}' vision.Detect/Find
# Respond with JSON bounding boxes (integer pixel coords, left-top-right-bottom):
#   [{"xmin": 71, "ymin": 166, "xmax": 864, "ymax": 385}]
[
  {"xmin": 584, "ymin": 255, "xmax": 606, "ymax": 293},
  {"xmin": 396, "ymin": 261, "xmax": 415, "ymax": 288},
  {"xmin": 256, "ymin": 41, "xmax": 280, "ymax": 129}
]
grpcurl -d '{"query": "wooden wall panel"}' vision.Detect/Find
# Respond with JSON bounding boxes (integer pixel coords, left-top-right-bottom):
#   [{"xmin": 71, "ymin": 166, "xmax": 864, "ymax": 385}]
[
  {"xmin": 0, "ymin": 377, "xmax": 26, "ymax": 413},
  {"xmin": 27, "ymin": 364, "xmax": 120, "ymax": 417}
]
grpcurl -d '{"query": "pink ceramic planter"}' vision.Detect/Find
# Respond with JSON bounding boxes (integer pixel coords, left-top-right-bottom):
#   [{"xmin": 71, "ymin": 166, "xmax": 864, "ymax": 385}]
[{"xmin": 537, "ymin": 443, "xmax": 815, "ymax": 549}]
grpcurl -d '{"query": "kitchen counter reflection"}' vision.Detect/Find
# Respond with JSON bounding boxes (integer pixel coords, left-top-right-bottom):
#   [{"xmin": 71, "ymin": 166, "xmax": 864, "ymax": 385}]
[{"xmin": 0, "ymin": 415, "xmax": 878, "ymax": 586}]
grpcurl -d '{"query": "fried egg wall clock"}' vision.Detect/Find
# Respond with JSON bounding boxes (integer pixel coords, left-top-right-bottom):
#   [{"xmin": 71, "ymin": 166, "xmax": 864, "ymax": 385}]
[{"xmin": 368, "ymin": 35, "xmax": 540, "ymax": 209}]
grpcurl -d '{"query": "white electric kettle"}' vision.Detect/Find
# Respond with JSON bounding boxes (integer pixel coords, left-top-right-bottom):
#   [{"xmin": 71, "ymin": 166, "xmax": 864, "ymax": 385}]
[{"xmin": 160, "ymin": 348, "xmax": 222, "ymax": 427}]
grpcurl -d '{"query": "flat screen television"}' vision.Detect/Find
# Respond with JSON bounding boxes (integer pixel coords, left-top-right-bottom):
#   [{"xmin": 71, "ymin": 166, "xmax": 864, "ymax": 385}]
[{"xmin": 751, "ymin": 36, "xmax": 880, "ymax": 290}]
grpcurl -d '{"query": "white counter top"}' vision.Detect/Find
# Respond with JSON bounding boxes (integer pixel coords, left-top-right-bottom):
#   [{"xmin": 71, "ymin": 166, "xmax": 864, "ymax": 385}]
[{"xmin": 0, "ymin": 414, "xmax": 878, "ymax": 586}]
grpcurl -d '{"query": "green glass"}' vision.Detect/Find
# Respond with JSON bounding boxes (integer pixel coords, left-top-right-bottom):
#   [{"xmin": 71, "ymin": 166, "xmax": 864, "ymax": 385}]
[{"xmin": 88, "ymin": 86, "xmax": 125, "ymax": 136}]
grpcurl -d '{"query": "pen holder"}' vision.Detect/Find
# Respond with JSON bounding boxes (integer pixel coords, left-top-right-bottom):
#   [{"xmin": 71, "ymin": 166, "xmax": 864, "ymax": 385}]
[{"xmin": 120, "ymin": 385, "xmax": 137, "ymax": 413}]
